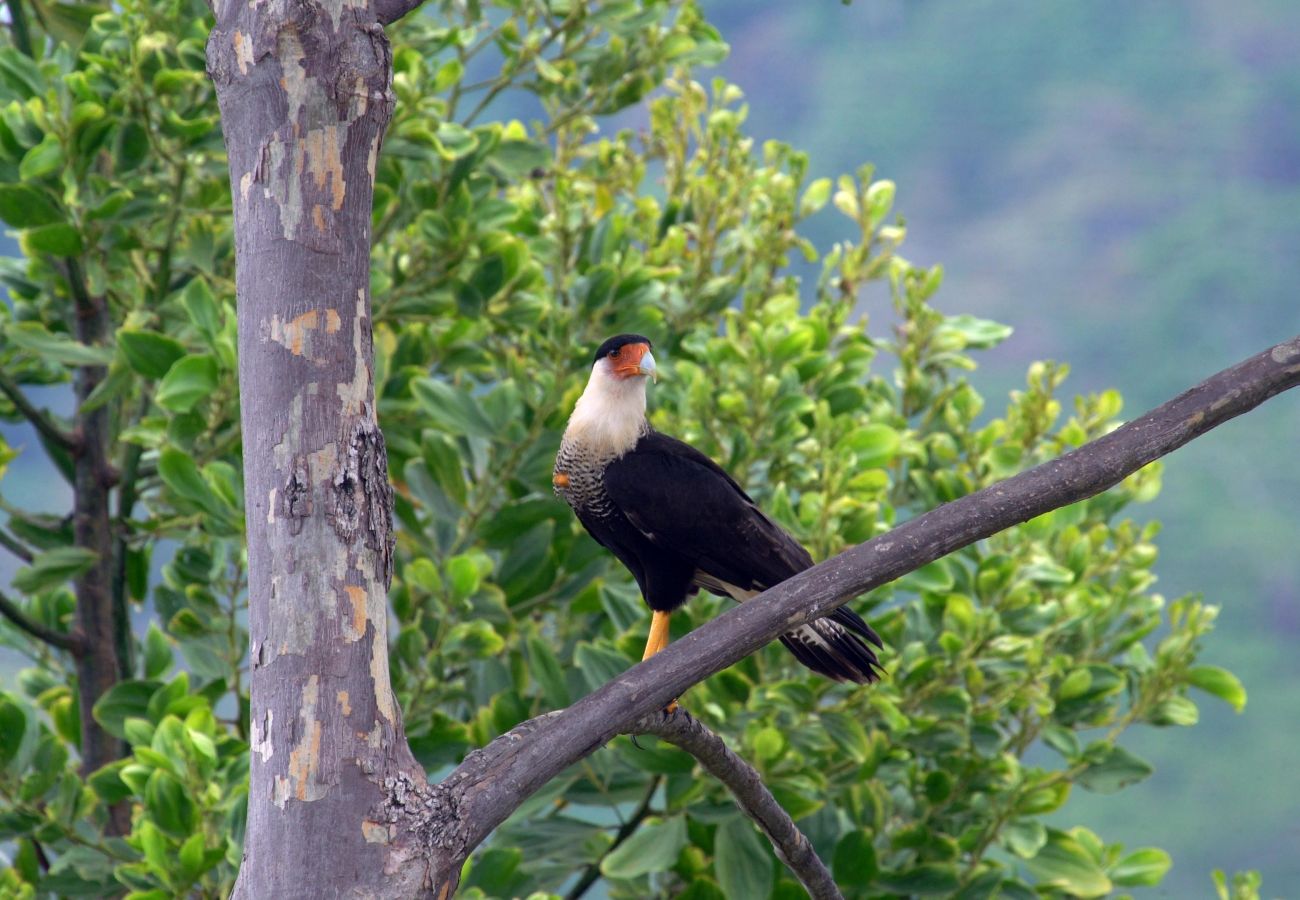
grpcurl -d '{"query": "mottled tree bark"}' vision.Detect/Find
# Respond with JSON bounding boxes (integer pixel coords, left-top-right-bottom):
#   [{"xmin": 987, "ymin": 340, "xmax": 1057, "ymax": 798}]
[{"xmin": 207, "ymin": 0, "xmax": 430, "ymax": 894}]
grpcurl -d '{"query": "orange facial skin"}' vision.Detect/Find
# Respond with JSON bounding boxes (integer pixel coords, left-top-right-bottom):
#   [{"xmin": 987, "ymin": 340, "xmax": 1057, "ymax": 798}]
[{"xmin": 608, "ymin": 341, "xmax": 655, "ymax": 380}]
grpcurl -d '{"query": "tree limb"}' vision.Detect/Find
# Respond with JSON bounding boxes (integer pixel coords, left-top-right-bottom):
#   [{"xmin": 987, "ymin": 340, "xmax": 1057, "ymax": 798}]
[
  {"xmin": 632, "ymin": 709, "xmax": 843, "ymax": 900},
  {"xmin": 0, "ymin": 369, "xmax": 75, "ymax": 452},
  {"xmin": 0, "ymin": 587, "xmax": 85, "ymax": 655},
  {"xmin": 0, "ymin": 525, "xmax": 34, "ymax": 563},
  {"xmin": 413, "ymin": 334, "xmax": 1300, "ymax": 869},
  {"xmin": 374, "ymin": 0, "xmax": 425, "ymax": 26}
]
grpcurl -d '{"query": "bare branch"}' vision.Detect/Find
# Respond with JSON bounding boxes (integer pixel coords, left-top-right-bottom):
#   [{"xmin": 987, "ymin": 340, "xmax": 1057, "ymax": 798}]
[
  {"xmin": 0, "ymin": 526, "xmax": 34, "ymax": 563},
  {"xmin": 374, "ymin": 0, "xmax": 425, "ymax": 26},
  {"xmin": 0, "ymin": 587, "xmax": 86, "ymax": 655},
  {"xmin": 632, "ymin": 709, "xmax": 843, "ymax": 900},
  {"xmin": 0, "ymin": 369, "xmax": 75, "ymax": 452},
  {"xmin": 423, "ymin": 334, "xmax": 1300, "ymax": 867}
]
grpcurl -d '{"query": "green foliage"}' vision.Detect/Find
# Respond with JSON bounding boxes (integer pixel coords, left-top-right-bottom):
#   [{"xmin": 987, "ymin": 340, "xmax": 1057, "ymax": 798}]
[{"xmin": 0, "ymin": 0, "xmax": 1252, "ymax": 898}]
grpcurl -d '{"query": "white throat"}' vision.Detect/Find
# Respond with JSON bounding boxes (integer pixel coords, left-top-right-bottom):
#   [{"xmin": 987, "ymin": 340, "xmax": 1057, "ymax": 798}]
[{"xmin": 563, "ymin": 364, "xmax": 648, "ymax": 458}]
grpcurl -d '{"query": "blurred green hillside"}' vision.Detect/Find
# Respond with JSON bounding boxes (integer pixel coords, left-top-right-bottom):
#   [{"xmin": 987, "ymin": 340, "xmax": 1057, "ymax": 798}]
[{"xmin": 703, "ymin": 0, "xmax": 1300, "ymax": 893}]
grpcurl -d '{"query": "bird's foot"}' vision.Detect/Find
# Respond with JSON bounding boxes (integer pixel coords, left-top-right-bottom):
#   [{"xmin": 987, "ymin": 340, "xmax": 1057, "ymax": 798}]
[{"xmin": 663, "ymin": 699, "xmax": 678, "ymax": 714}]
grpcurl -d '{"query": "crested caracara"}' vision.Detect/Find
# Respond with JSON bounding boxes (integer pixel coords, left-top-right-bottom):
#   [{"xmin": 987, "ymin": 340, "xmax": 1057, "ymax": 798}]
[{"xmin": 553, "ymin": 334, "xmax": 883, "ymax": 698}]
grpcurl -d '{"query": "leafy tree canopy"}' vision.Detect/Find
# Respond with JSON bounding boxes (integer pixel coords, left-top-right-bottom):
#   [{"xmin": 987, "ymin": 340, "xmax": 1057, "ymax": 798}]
[{"xmin": 0, "ymin": 0, "xmax": 1259, "ymax": 897}]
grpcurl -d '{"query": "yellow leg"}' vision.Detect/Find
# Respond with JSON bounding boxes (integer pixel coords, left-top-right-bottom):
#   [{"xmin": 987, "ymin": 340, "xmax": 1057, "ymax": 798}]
[
  {"xmin": 642, "ymin": 610, "xmax": 671, "ymax": 660},
  {"xmin": 642, "ymin": 611, "xmax": 678, "ymax": 713}
]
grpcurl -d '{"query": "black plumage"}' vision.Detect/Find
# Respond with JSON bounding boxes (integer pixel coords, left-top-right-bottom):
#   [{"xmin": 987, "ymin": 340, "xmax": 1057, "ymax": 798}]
[{"xmin": 560, "ymin": 428, "xmax": 884, "ymax": 683}]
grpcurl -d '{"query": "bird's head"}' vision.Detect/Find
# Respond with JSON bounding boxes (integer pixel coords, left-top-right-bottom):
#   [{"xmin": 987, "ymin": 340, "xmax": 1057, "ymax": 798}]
[
  {"xmin": 592, "ymin": 334, "xmax": 657, "ymax": 383},
  {"xmin": 564, "ymin": 334, "xmax": 657, "ymax": 454}
]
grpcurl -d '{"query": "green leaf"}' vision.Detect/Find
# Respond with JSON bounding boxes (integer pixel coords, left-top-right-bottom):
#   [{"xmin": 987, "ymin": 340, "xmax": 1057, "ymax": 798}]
[
  {"xmin": 118, "ymin": 330, "xmax": 187, "ymax": 379},
  {"xmin": 0, "ymin": 47, "xmax": 45, "ymax": 98},
  {"xmin": 714, "ymin": 817, "xmax": 773, "ymax": 900},
  {"xmin": 445, "ymin": 620, "xmax": 505, "ymax": 658},
  {"xmin": 1187, "ymin": 665, "xmax": 1247, "ymax": 712},
  {"xmin": 20, "ymin": 221, "xmax": 83, "ymax": 256},
  {"xmin": 940, "ymin": 314, "xmax": 1014, "ymax": 349},
  {"xmin": 158, "ymin": 447, "xmax": 221, "ymax": 514},
  {"xmin": 1077, "ymin": 744, "xmax": 1154, "ymax": 793},
  {"xmin": 11, "ymin": 546, "xmax": 98, "ymax": 593},
  {"xmin": 411, "ymin": 378, "xmax": 495, "ymax": 439},
  {"xmin": 137, "ymin": 820, "xmax": 171, "ymax": 881},
  {"xmin": 574, "ymin": 641, "xmax": 630, "ymax": 693},
  {"xmin": 144, "ymin": 624, "xmax": 174, "ymax": 680},
  {"xmin": 156, "ymin": 354, "xmax": 218, "ymax": 413},
  {"xmin": 875, "ymin": 863, "xmax": 961, "ymax": 895},
  {"xmin": 490, "ymin": 139, "xmax": 552, "ymax": 177},
  {"xmin": 600, "ymin": 815, "xmax": 687, "ymax": 879},
  {"xmin": 4, "ymin": 322, "xmax": 113, "ymax": 366},
  {"xmin": 1003, "ymin": 819, "xmax": 1047, "ymax": 858},
  {"xmin": 1024, "ymin": 831, "xmax": 1112, "ymax": 898},
  {"xmin": 799, "ymin": 178, "xmax": 832, "ymax": 217},
  {"xmin": 833, "ymin": 828, "xmax": 878, "ymax": 884},
  {"xmin": 145, "ymin": 768, "xmax": 199, "ymax": 836},
  {"xmin": 178, "ymin": 832, "xmax": 207, "ymax": 881},
  {"xmin": 1111, "ymin": 847, "xmax": 1172, "ymax": 887},
  {"xmin": 901, "ymin": 559, "xmax": 955, "ymax": 594},
  {"xmin": 526, "ymin": 635, "xmax": 570, "ymax": 708},
  {"xmin": 842, "ymin": 423, "xmax": 900, "ymax": 468},
  {"xmin": 181, "ymin": 278, "xmax": 221, "ymax": 344},
  {"xmin": 0, "ymin": 697, "xmax": 27, "ymax": 766},
  {"xmin": 434, "ymin": 121, "xmax": 478, "ymax": 160},
  {"xmin": 92, "ymin": 680, "xmax": 160, "ymax": 740},
  {"xmin": 1149, "ymin": 694, "xmax": 1199, "ymax": 726},
  {"xmin": 0, "ymin": 184, "xmax": 61, "ymax": 227},
  {"xmin": 18, "ymin": 133, "xmax": 64, "ymax": 180}
]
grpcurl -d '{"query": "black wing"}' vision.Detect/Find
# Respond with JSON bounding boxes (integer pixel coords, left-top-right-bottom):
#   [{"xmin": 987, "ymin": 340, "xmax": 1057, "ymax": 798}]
[
  {"xmin": 603, "ymin": 431, "xmax": 884, "ymax": 683},
  {"xmin": 602, "ymin": 431, "xmax": 812, "ymax": 592}
]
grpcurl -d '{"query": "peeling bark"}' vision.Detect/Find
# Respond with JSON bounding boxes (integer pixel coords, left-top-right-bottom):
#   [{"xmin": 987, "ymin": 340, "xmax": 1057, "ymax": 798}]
[{"xmin": 208, "ymin": 0, "xmax": 428, "ymax": 894}]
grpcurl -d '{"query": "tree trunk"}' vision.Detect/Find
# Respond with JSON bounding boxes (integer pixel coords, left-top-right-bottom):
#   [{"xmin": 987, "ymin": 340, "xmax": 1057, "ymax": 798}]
[
  {"xmin": 66, "ymin": 260, "xmax": 131, "ymax": 835},
  {"xmin": 207, "ymin": 1, "xmax": 431, "ymax": 894}
]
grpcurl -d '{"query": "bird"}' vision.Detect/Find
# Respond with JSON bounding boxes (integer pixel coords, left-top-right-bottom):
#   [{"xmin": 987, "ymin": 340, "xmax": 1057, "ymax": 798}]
[{"xmin": 553, "ymin": 333, "xmax": 884, "ymax": 703}]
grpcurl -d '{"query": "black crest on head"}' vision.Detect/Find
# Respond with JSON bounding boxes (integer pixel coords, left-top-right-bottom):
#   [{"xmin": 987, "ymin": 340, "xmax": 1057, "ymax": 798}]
[{"xmin": 593, "ymin": 334, "xmax": 653, "ymax": 364}]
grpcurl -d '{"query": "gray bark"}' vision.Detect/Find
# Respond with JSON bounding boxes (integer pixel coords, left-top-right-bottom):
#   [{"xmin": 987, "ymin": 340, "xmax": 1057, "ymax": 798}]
[{"xmin": 207, "ymin": 0, "xmax": 429, "ymax": 894}]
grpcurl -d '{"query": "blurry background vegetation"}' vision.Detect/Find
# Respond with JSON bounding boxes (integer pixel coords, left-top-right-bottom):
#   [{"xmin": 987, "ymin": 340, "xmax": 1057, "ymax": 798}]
[
  {"xmin": 0, "ymin": 0, "xmax": 1294, "ymax": 896},
  {"xmin": 698, "ymin": 0, "xmax": 1299, "ymax": 893}
]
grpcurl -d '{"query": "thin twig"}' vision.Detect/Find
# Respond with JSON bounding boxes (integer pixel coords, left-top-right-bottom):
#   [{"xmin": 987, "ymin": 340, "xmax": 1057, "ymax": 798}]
[
  {"xmin": 3, "ymin": 0, "xmax": 33, "ymax": 57},
  {"xmin": 0, "ymin": 369, "xmax": 75, "ymax": 451},
  {"xmin": 0, "ymin": 587, "xmax": 85, "ymax": 654},
  {"xmin": 630, "ymin": 709, "xmax": 843, "ymax": 900},
  {"xmin": 565, "ymin": 775, "xmax": 661, "ymax": 900},
  {"xmin": 0, "ymin": 525, "xmax": 34, "ymax": 563}
]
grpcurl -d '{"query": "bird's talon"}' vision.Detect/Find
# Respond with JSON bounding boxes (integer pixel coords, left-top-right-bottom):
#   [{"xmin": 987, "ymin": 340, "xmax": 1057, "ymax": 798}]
[{"xmin": 663, "ymin": 700, "xmax": 678, "ymax": 715}]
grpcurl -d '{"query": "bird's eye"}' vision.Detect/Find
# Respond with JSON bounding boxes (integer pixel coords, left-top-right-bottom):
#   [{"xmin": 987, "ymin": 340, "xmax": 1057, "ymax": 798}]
[{"xmin": 608, "ymin": 348, "xmax": 620, "ymax": 359}]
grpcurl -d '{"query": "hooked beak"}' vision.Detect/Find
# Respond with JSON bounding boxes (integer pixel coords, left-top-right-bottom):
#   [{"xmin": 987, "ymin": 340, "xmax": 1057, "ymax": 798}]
[{"xmin": 637, "ymin": 350, "xmax": 658, "ymax": 383}]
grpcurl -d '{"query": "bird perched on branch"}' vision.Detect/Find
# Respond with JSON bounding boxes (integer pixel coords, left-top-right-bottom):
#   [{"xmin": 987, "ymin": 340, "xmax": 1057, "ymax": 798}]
[{"xmin": 554, "ymin": 334, "xmax": 884, "ymax": 703}]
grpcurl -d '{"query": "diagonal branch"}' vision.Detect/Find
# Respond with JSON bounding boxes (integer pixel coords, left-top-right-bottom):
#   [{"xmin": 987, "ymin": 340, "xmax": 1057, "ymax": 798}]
[
  {"xmin": 0, "ymin": 369, "xmax": 75, "ymax": 452},
  {"xmin": 400, "ymin": 335, "xmax": 1300, "ymax": 886},
  {"xmin": 0, "ymin": 587, "xmax": 86, "ymax": 655},
  {"xmin": 374, "ymin": 0, "xmax": 426, "ymax": 25},
  {"xmin": 631, "ymin": 709, "xmax": 843, "ymax": 900}
]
